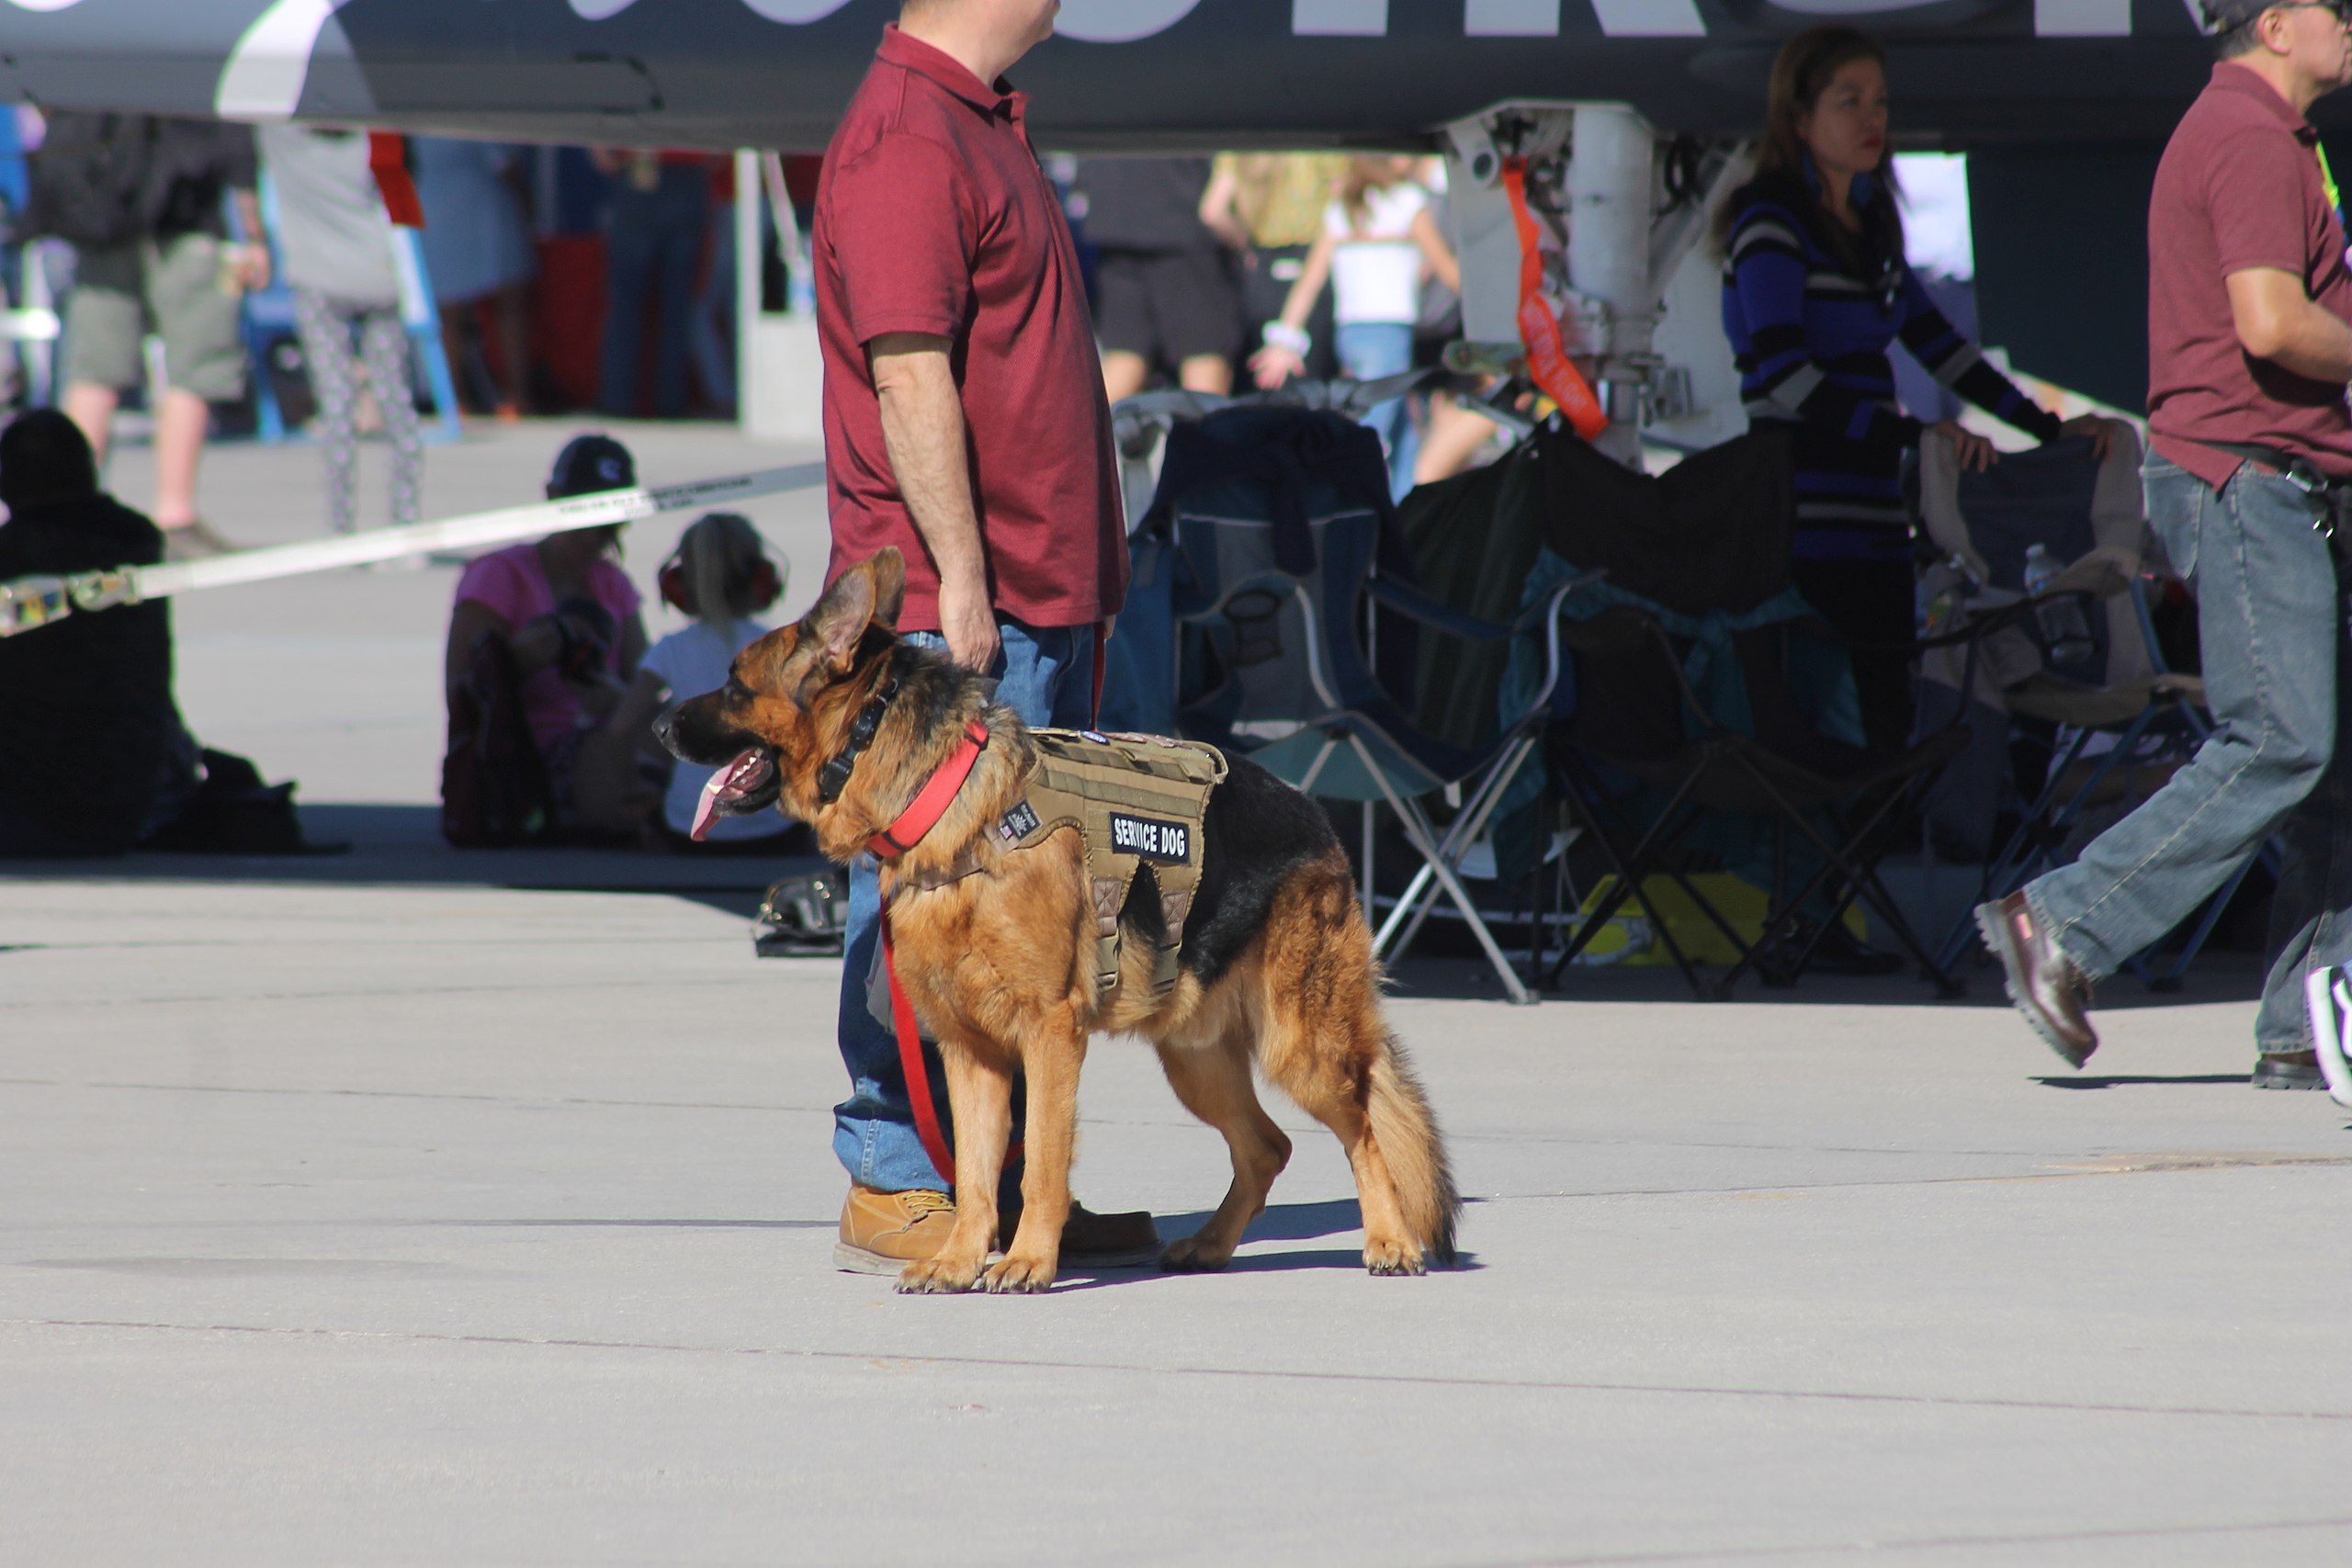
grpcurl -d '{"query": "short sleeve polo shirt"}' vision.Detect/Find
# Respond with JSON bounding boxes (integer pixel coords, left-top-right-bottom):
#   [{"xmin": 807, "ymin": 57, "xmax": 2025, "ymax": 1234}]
[
  {"xmin": 813, "ymin": 26, "xmax": 1126, "ymax": 633},
  {"xmin": 2147, "ymin": 62, "xmax": 2352, "ymax": 489}
]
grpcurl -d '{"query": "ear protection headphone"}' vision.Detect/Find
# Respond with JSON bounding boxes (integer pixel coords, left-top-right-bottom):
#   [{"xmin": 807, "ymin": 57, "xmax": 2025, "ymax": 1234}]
[{"xmin": 658, "ymin": 531, "xmax": 785, "ymax": 616}]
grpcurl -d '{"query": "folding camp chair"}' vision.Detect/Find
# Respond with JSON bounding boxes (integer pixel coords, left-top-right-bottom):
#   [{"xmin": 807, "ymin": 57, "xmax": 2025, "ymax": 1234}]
[
  {"xmin": 1528, "ymin": 424, "xmax": 1969, "ymax": 998},
  {"xmin": 1914, "ymin": 427, "xmax": 2245, "ymax": 988},
  {"xmin": 1157, "ymin": 405, "xmax": 1596, "ymax": 1003},
  {"xmin": 1543, "ymin": 601, "xmax": 1971, "ymax": 998}
]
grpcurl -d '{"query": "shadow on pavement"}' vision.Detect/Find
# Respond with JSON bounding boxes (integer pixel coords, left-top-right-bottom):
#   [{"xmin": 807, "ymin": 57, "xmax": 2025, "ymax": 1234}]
[
  {"xmin": 1159, "ymin": 1196, "xmax": 1363, "ymax": 1245},
  {"xmin": 1383, "ymin": 950, "xmax": 2267, "ymax": 1011},
  {"xmin": 8, "ymin": 805, "xmax": 2273, "ymax": 1010},
  {"xmin": 0, "ymin": 802, "xmax": 821, "ymax": 921},
  {"xmin": 2034, "ymin": 1073, "xmax": 2252, "ymax": 1089}
]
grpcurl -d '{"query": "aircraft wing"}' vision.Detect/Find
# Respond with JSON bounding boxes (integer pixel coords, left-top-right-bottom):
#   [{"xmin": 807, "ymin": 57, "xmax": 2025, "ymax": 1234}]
[{"xmin": 0, "ymin": 0, "xmax": 2226, "ymax": 152}]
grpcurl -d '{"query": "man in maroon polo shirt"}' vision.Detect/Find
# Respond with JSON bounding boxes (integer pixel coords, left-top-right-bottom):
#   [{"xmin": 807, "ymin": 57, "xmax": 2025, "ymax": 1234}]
[
  {"xmin": 812, "ymin": 0, "xmax": 1155, "ymax": 1275},
  {"xmin": 1979, "ymin": 0, "xmax": 2352, "ymax": 1089}
]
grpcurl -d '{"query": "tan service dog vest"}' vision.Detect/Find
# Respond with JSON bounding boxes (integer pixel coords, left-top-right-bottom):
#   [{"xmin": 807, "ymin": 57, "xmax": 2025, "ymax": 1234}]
[{"xmin": 994, "ymin": 729, "xmax": 1227, "ymax": 996}]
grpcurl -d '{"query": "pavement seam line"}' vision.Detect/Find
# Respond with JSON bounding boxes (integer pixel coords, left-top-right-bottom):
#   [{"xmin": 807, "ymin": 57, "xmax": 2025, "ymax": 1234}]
[
  {"xmin": 6, "ymin": 1316, "xmax": 2348, "ymax": 1423},
  {"xmin": 1467, "ymin": 1512, "xmax": 2352, "ymax": 1565}
]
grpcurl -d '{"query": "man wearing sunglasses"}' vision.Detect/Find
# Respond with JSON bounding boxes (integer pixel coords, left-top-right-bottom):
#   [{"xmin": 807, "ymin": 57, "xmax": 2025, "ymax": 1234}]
[{"xmin": 1980, "ymin": 0, "xmax": 2352, "ymax": 1088}]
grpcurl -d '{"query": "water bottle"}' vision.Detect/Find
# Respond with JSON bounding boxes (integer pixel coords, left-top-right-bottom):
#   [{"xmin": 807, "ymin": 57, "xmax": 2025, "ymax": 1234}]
[{"xmin": 2024, "ymin": 542, "xmax": 2095, "ymax": 667}]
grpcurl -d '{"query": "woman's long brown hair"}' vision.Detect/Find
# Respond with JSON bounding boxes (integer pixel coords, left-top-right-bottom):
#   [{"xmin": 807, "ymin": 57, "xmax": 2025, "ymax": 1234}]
[{"xmin": 1720, "ymin": 25, "xmax": 1904, "ymax": 265}]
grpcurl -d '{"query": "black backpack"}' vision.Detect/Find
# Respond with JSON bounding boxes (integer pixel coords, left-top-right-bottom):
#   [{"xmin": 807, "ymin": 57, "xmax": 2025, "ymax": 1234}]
[
  {"xmin": 440, "ymin": 630, "xmax": 555, "ymax": 847},
  {"xmin": 26, "ymin": 112, "xmax": 154, "ymax": 249}
]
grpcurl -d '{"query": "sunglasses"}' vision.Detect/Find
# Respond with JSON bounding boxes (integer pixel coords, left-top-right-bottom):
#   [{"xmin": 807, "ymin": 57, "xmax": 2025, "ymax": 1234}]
[{"xmin": 2268, "ymin": 0, "xmax": 2352, "ymax": 23}]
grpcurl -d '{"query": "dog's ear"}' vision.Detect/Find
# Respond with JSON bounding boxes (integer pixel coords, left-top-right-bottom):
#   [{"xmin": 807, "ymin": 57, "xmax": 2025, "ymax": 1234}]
[
  {"xmin": 801, "ymin": 561, "xmax": 876, "ymax": 673},
  {"xmin": 869, "ymin": 547, "xmax": 907, "ymax": 629}
]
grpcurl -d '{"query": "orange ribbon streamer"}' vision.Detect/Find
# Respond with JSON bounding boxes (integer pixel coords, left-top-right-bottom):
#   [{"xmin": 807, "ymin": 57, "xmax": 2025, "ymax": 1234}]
[{"xmin": 1501, "ymin": 156, "xmax": 1607, "ymax": 441}]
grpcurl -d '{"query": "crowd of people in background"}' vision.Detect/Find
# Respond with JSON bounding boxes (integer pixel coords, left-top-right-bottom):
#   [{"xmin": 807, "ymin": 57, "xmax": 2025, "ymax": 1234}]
[
  {"xmin": 1076, "ymin": 151, "xmax": 1492, "ymax": 500},
  {"xmin": 0, "ymin": 119, "xmax": 1474, "ymax": 549}
]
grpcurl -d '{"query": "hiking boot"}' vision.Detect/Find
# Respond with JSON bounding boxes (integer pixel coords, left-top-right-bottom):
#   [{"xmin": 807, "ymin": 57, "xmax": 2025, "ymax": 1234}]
[
  {"xmin": 834, "ymin": 1185, "xmax": 1160, "ymax": 1275},
  {"xmin": 834, "ymin": 1184, "xmax": 957, "ymax": 1275},
  {"xmin": 2252, "ymin": 1051, "xmax": 2326, "ymax": 1091}
]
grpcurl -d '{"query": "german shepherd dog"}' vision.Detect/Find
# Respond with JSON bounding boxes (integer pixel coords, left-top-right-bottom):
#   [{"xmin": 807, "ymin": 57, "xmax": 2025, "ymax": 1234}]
[{"xmin": 657, "ymin": 548, "xmax": 1457, "ymax": 1293}]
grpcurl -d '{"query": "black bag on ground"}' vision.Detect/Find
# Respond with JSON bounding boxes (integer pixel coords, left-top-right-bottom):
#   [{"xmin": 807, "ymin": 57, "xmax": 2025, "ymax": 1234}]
[
  {"xmin": 142, "ymin": 748, "xmax": 345, "ymax": 855},
  {"xmin": 24, "ymin": 112, "xmax": 154, "ymax": 249}
]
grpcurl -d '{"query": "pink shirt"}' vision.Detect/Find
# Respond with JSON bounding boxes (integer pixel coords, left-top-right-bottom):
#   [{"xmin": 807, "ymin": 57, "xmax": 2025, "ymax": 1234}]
[{"xmin": 454, "ymin": 543, "xmax": 640, "ymax": 752}]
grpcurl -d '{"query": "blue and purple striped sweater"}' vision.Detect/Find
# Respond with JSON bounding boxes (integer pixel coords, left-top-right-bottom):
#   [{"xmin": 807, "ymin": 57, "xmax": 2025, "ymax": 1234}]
[{"xmin": 1720, "ymin": 171, "xmax": 2061, "ymax": 560}]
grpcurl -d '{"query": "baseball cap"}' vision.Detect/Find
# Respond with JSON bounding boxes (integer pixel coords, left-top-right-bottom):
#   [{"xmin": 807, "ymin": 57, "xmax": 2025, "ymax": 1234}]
[{"xmin": 545, "ymin": 434, "xmax": 637, "ymax": 499}]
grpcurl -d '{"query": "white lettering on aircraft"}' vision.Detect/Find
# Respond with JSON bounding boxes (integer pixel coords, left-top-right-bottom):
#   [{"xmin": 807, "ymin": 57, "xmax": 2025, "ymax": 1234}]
[
  {"xmin": 218, "ymin": 0, "xmax": 2132, "ymax": 49},
  {"xmin": 1467, "ymin": 0, "xmax": 1561, "ymax": 34},
  {"xmin": 1295, "ymin": 0, "xmax": 1389, "ymax": 33},
  {"xmin": 2034, "ymin": 0, "xmax": 2132, "ymax": 34},
  {"xmin": 215, "ymin": 0, "xmax": 355, "ymax": 118},
  {"xmin": 734, "ymin": 0, "xmax": 857, "ymax": 19},
  {"xmin": 1591, "ymin": 0, "xmax": 1707, "ymax": 35}
]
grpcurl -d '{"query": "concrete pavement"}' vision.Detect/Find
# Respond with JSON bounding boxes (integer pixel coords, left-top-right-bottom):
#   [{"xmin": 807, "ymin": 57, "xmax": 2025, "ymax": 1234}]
[{"xmin": 3, "ymin": 422, "xmax": 2348, "ymax": 1566}]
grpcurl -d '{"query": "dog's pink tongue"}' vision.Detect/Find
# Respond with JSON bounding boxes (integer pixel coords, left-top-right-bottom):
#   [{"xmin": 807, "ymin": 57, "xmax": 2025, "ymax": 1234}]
[
  {"xmin": 689, "ymin": 749, "xmax": 769, "ymax": 841},
  {"xmin": 689, "ymin": 771, "xmax": 732, "ymax": 841}
]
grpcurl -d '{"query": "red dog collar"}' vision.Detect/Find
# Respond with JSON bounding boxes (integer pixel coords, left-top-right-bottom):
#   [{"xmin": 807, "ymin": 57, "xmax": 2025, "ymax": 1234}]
[{"xmin": 866, "ymin": 722, "xmax": 989, "ymax": 860}]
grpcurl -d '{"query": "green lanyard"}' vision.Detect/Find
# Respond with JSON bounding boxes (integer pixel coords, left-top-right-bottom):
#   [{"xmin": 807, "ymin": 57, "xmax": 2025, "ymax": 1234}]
[{"xmin": 2321, "ymin": 142, "xmax": 2345, "ymax": 226}]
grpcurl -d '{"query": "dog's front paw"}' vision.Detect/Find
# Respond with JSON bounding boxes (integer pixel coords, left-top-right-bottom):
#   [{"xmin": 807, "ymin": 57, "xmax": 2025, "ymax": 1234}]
[
  {"xmin": 1363, "ymin": 1237, "xmax": 1427, "ymax": 1276},
  {"xmin": 896, "ymin": 1253, "xmax": 987, "ymax": 1294},
  {"xmin": 981, "ymin": 1252, "xmax": 1057, "ymax": 1293},
  {"xmin": 1159, "ymin": 1234, "xmax": 1235, "ymax": 1272}
]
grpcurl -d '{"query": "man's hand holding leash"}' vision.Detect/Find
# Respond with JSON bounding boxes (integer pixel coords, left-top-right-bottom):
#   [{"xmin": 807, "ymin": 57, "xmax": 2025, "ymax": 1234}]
[{"xmin": 871, "ymin": 331, "xmax": 1001, "ymax": 673}]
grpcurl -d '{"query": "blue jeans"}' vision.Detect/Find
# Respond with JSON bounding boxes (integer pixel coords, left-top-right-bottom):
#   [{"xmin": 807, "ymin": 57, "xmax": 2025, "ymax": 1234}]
[
  {"xmin": 1337, "ymin": 320, "xmax": 1418, "ymax": 502},
  {"xmin": 2025, "ymin": 454, "xmax": 2352, "ymax": 1055},
  {"xmin": 834, "ymin": 618, "xmax": 1096, "ymax": 1191},
  {"xmin": 600, "ymin": 164, "xmax": 709, "ymax": 419}
]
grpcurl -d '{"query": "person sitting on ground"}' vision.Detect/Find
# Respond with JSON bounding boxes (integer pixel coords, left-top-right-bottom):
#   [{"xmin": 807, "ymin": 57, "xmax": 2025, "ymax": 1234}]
[
  {"xmin": 606, "ymin": 510, "xmax": 808, "ymax": 853},
  {"xmin": 0, "ymin": 410, "xmax": 184, "ymax": 856},
  {"xmin": 440, "ymin": 434, "xmax": 653, "ymax": 842}
]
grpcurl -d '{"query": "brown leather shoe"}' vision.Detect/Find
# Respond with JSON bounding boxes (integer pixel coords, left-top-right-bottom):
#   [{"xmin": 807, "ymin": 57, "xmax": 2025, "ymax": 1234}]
[
  {"xmin": 835, "ymin": 1184, "xmax": 957, "ymax": 1275},
  {"xmin": 1975, "ymin": 893, "xmax": 2098, "ymax": 1067}
]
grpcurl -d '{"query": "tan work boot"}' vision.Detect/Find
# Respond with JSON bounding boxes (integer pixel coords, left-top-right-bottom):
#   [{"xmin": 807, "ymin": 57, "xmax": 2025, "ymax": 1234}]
[
  {"xmin": 835, "ymin": 1184, "xmax": 957, "ymax": 1275},
  {"xmin": 835, "ymin": 1184, "xmax": 1160, "ymax": 1275}
]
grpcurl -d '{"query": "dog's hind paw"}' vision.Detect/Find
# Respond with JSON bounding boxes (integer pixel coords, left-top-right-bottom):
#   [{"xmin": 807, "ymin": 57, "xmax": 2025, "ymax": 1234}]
[
  {"xmin": 895, "ymin": 1256, "xmax": 985, "ymax": 1294},
  {"xmin": 981, "ymin": 1254, "xmax": 1057, "ymax": 1293},
  {"xmin": 1363, "ymin": 1238, "xmax": 1427, "ymax": 1276}
]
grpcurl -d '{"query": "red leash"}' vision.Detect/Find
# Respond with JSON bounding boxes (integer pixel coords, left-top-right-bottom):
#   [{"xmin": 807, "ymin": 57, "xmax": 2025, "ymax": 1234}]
[
  {"xmin": 872, "ymin": 611, "xmax": 1101, "ymax": 1190},
  {"xmin": 870, "ymin": 722, "xmax": 999, "ymax": 1189},
  {"xmin": 880, "ymin": 909, "xmax": 959, "ymax": 1185}
]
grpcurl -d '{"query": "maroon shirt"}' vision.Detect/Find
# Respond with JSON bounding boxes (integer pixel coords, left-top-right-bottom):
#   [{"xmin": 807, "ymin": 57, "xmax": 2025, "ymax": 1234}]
[
  {"xmin": 813, "ymin": 26, "xmax": 1125, "ymax": 633},
  {"xmin": 2147, "ymin": 63, "xmax": 2352, "ymax": 490}
]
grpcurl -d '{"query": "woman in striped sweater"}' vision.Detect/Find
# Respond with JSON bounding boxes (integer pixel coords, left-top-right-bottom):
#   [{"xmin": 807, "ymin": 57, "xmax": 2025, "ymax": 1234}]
[{"xmin": 1720, "ymin": 24, "xmax": 2113, "ymax": 753}]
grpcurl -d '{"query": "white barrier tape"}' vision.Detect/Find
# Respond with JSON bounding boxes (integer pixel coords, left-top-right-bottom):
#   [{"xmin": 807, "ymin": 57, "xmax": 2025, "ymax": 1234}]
[{"xmin": 0, "ymin": 461, "xmax": 824, "ymax": 637}]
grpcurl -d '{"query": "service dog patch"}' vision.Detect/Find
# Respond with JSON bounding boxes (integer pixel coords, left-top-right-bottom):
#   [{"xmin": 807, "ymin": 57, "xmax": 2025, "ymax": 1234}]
[
  {"xmin": 998, "ymin": 799, "xmax": 1042, "ymax": 844},
  {"xmin": 1109, "ymin": 811, "xmax": 1191, "ymax": 863}
]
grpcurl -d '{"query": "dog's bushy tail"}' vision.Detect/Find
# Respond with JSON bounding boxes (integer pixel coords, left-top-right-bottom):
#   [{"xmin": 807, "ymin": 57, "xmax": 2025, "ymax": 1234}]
[{"xmin": 1367, "ymin": 1029, "xmax": 1459, "ymax": 1265}]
